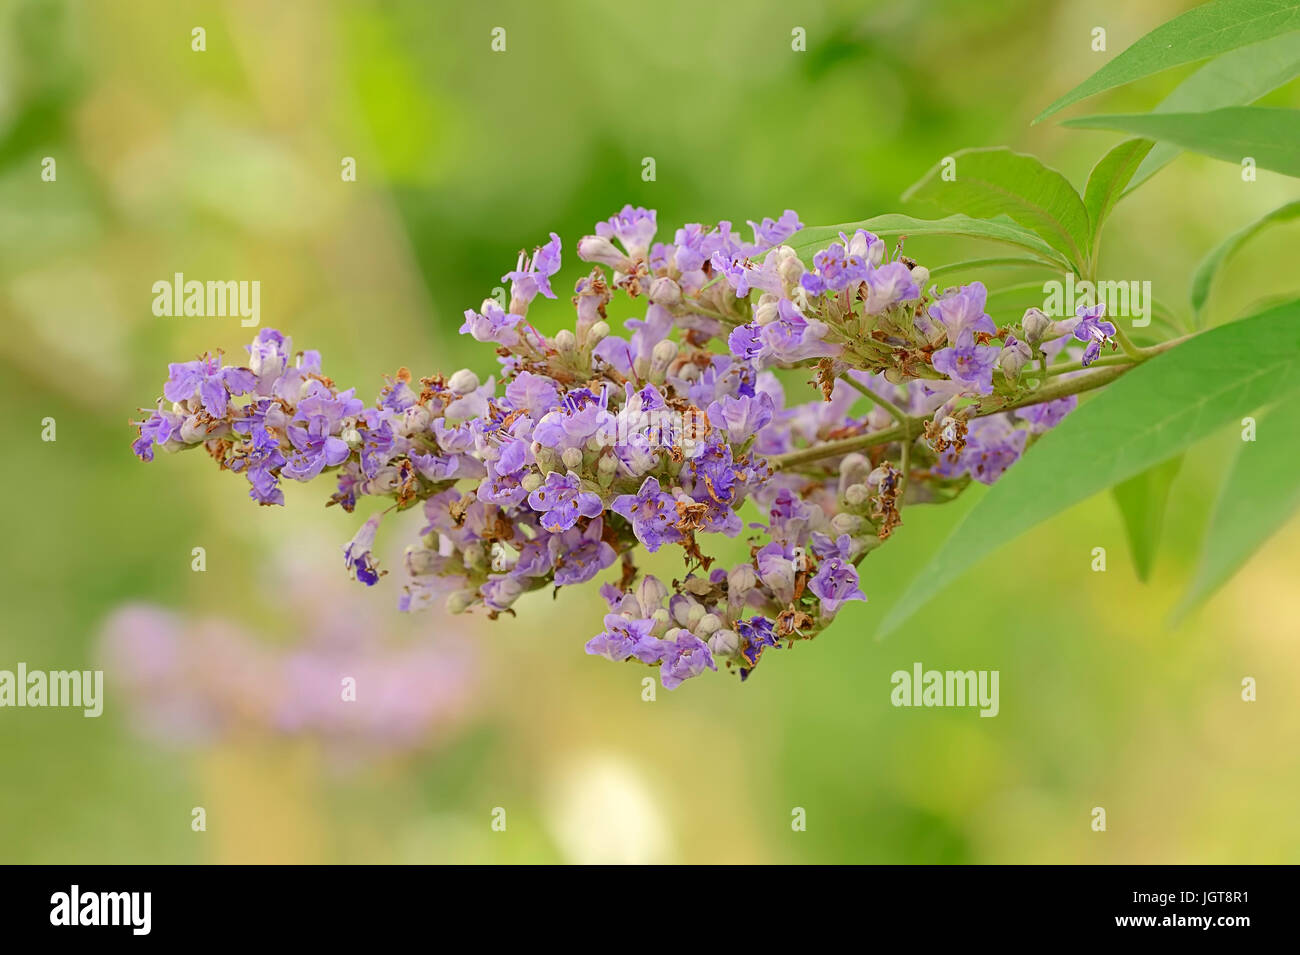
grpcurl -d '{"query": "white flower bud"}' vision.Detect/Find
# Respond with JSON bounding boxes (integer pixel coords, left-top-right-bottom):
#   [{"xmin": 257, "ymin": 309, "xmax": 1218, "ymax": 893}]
[
  {"xmin": 446, "ymin": 590, "xmax": 477, "ymax": 614},
  {"xmin": 561, "ymin": 447, "xmax": 584, "ymax": 470},
  {"xmin": 753, "ymin": 294, "xmax": 781, "ymax": 326},
  {"xmin": 910, "ymin": 265, "xmax": 930, "ymax": 288},
  {"xmin": 521, "ymin": 471, "xmax": 543, "ymax": 492},
  {"xmin": 587, "ymin": 320, "xmax": 610, "ymax": 347},
  {"xmin": 648, "ymin": 276, "xmax": 682, "ymax": 307},
  {"xmin": 554, "ymin": 329, "xmax": 577, "ymax": 354},
  {"xmin": 708, "ymin": 628, "xmax": 739, "ymax": 658},
  {"xmin": 844, "ymin": 484, "xmax": 870, "ymax": 506},
  {"xmin": 650, "ymin": 339, "xmax": 678, "ymax": 379},
  {"xmin": 1021, "ymin": 307, "xmax": 1052, "ymax": 344},
  {"xmin": 577, "ymin": 235, "xmax": 630, "ymax": 270},
  {"xmin": 447, "ymin": 369, "xmax": 479, "ymax": 395},
  {"xmin": 696, "ymin": 613, "xmax": 722, "ymax": 636},
  {"xmin": 831, "ymin": 512, "xmax": 865, "ymax": 535}
]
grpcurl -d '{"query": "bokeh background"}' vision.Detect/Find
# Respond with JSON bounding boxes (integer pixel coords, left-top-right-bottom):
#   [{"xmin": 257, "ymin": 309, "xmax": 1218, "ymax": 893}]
[{"xmin": 2, "ymin": 0, "xmax": 1298, "ymax": 864}]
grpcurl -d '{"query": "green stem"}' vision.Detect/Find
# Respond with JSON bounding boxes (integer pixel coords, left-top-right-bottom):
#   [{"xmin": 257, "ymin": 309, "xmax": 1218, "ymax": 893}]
[{"xmin": 840, "ymin": 374, "xmax": 908, "ymax": 424}]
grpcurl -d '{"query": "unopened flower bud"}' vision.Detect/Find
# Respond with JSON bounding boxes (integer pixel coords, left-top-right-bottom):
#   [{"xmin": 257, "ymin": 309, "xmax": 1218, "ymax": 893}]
[
  {"xmin": 648, "ymin": 276, "xmax": 682, "ymax": 307},
  {"xmin": 554, "ymin": 329, "xmax": 577, "ymax": 355},
  {"xmin": 577, "ymin": 235, "xmax": 630, "ymax": 270},
  {"xmin": 696, "ymin": 613, "xmax": 722, "ymax": 636},
  {"xmin": 909, "ymin": 265, "xmax": 930, "ymax": 289},
  {"xmin": 447, "ymin": 368, "xmax": 479, "ymax": 395},
  {"xmin": 1021, "ymin": 307, "xmax": 1052, "ymax": 344},
  {"xmin": 586, "ymin": 320, "xmax": 610, "ymax": 347},
  {"xmin": 521, "ymin": 471, "xmax": 544, "ymax": 492},
  {"xmin": 561, "ymin": 446, "xmax": 584, "ymax": 470},
  {"xmin": 708, "ymin": 628, "xmax": 739, "ymax": 658},
  {"xmin": 753, "ymin": 294, "xmax": 781, "ymax": 325},
  {"xmin": 649, "ymin": 339, "xmax": 678, "ymax": 380},
  {"xmin": 446, "ymin": 590, "xmax": 476, "ymax": 614},
  {"xmin": 831, "ymin": 512, "xmax": 865, "ymax": 535},
  {"xmin": 844, "ymin": 483, "xmax": 870, "ymax": 506},
  {"xmin": 999, "ymin": 336, "xmax": 1033, "ymax": 381}
]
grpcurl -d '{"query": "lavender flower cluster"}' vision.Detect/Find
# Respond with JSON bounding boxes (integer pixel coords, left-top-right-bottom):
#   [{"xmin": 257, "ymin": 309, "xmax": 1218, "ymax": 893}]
[{"xmin": 132, "ymin": 206, "xmax": 1111, "ymax": 689}]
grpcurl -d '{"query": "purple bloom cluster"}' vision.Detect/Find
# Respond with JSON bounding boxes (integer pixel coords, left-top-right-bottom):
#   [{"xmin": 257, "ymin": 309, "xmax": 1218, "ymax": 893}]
[{"xmin": 132, "ymin": 206, "xmax": 1094, "ymax": 689}]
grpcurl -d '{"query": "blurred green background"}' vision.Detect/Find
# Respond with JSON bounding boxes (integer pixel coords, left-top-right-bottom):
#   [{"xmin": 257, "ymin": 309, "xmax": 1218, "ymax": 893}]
[{"xmin": 3, "ymin": 0, "xmax": 1299, "ymax": 864}]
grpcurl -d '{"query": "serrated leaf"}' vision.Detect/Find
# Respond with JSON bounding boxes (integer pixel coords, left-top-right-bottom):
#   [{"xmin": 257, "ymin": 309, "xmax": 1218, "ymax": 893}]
[
  {"xmin": 1190, "ymin": 199, "xmax": 1300, "ymax": 320},
  {"xmin": 1173, "ymin": 401, "xmax": 1300, "ymax": 620},
  {"xmin": 1082, "ymin": 139, "xmax": 1155, "ymax": 266},
  {"xmin": 788, "ymin": 214, "xmax": 1073, "ymax": 272},
  {"xmin": 901, "ymin": 148, "xmax": 1090, "ymax": 273},
  {"xmin": 1035, "ymin": 0, "xmax": 1300, "ymax": 122},
  {"xmin": 1064, "ymin": 107, "xmax": 1300, "ymax": 178},
  {"xmin": 1112, "ymin": 454, "xmax": 1184, "ymax": 581},
  {"xmin": 1129, "ymin": 31, "xmax": 1300, "ymax": 190},
  {"xmin": 877, "ymin": 298, "xmax": 1300, "ymax": 638}
]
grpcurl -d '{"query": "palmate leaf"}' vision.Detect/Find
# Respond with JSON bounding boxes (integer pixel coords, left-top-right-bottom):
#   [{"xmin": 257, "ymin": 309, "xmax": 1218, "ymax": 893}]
[
  {"xmin": 1063, "ymin": 107, "xmax": 1300, "ymax": 178},
  {"xmin": 1190, "ymin": 199, "xmax": 1300, "ymax": 321},
  {"xmin": 877, "ymin": 298, "xmax": 1300, "ymax": 638},
  {"xmin": 901, "ymin": 148, "xmax": 1090, "ymax": 274},
  {"xmin": 1035, "ymin": 0, "xmax": 1300, "ymax": 123},
  {"xmin": 1129, "ymin": 31, "xmax": 1300, "ymax": 191},
  {"xmin": 1111, "ymin": 455, "xmax": 1184, "ymax": 582},
  {"xmin": 788, "ymin": 213, "xmax": 1073, "ymax": 273},
  {"xmin": 1174, "ymin": 401, "xmax": 1300, "ymax": 621}
]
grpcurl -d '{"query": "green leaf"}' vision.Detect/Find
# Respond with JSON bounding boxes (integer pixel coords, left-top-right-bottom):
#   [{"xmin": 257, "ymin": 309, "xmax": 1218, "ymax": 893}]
[
  {"xmin": 1035, "ymin": 0, "xmax": 1300, "ymax": 122},
  {"xmin": 927, "ymin": 256, "xmax": 1057, "ymax": 279},
  {"xmin": 877, "ymin": 298, "xmax": 1300, "ymax": 638},
  {"xmin": 1129, "ymin": 31, "xmax": 1300, "ymax": 190},
  {"xmin": 788, "ymin": 213, "xmax": 1073, "ymax": 272},
  {"xmin": 1064, "ymin": 107, "xmax": 1300, "ymax": 178},
  {"xmin": 1111, "ymin": 454, "xmax": 1184, "ymax": 581},
  {"xmin": 1082, "ymin": 139, "xmax": 1155, "ymax": 264},
  {"xmin": 901, "ymin": 148, "xmax": 1090, "ymax": 273},
  {"xmin": 1173, "ymin": 402, "xmax": 1300, "ymax": 620},
  {"xmin": 1190, "ymin": 199, "xmax": 1300, "ymax": 320}
]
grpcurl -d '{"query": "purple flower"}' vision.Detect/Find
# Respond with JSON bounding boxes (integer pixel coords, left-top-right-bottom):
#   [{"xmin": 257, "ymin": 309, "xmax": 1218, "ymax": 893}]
[
  {"xmin": 282, "ymin": 418, "xmax": 350, "ymax": 481},
  {"xmin": 863, "ymin": 261, "xmax": 920, "ymax": 314},
  {"xmin": 478, "ymin": 439, "xmax": 532, "ymax": 507},
  {"xmin": 737, "ymin": 616, "xmax": 779, "ymax": 669},
  {"xmin": 246, "ymin": 328, "xmax": 292, "ymax": 383},
  {"xmin": 931, "ymin": 328, "xmax": 999, "ymax": 395},
  {"xmin": 585, "ymin": 615, "xmax": 655, "ymax": 662},
  {"xmin": 658, "ymin": 631, "xmax": 716, "ymax": 690},
  {"xmin": 132, "ymin": 405, "xmax": 184, "ymax": 461},
  {"xmin": 727, "ymin": 322, "xmax": 764, "ymax": 362},
  {"xmin": 550, "ymin": 518, "xmax": 617, "ymax": 586},
  {"xmin": 934, "ymin": 415, "xmax": 1028, "ymax": 485},
  {"xmin": 461, "ymin": 300, "xmax": 524, "ymax": 347},
  {"xmin": 1015, "ymin": 395, "xmax": 1078, "ymax": 434},
  {"xmin": 760, "ymin": 298, "xmax": 841, "ymax": 364},
  {"xmin": 706, "ymin": 392, "xmax": 774, "ymax": 445},
  {"xmin": 595, "ymin": 205, "xmax": 658, "ymax": 260},
  {"xmin": 503, "ymin": 232, "xmax": 563, "ymax": 308},
  {"xmin": 527, "ymin": 470, "xmax": 603, "ymax": 533},
  {"xmin": 800, "ymin": 242, "xmax": 869, "ymax": 295},
  {"xmin": 929, "ymin": 282, "xmax": 996, "ymax": 341},
  {"xmin": 809, "ymin": 557, "xmax": 866, "ymax": 616},
  {"xmin": 610, "ymin": 476, "xmax": 681, "ymax": 552},
  {"xmin": 1071, "ymin": 303, "xmax": 1117, "ymax": 367},
  {"xmin": 505, "ymin": 371, "xmax": 560, "ymax": 419},
  {"xmin": 747, "ymin": 210, "xmax": 803, "ymax": 249},
  {"xmin": 164, "ymin": 354, "xmax": 257, "ymax": 418},
  {"xmin": 343, "ymin": 514, "xmax": 383, "ymax": 585}
]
